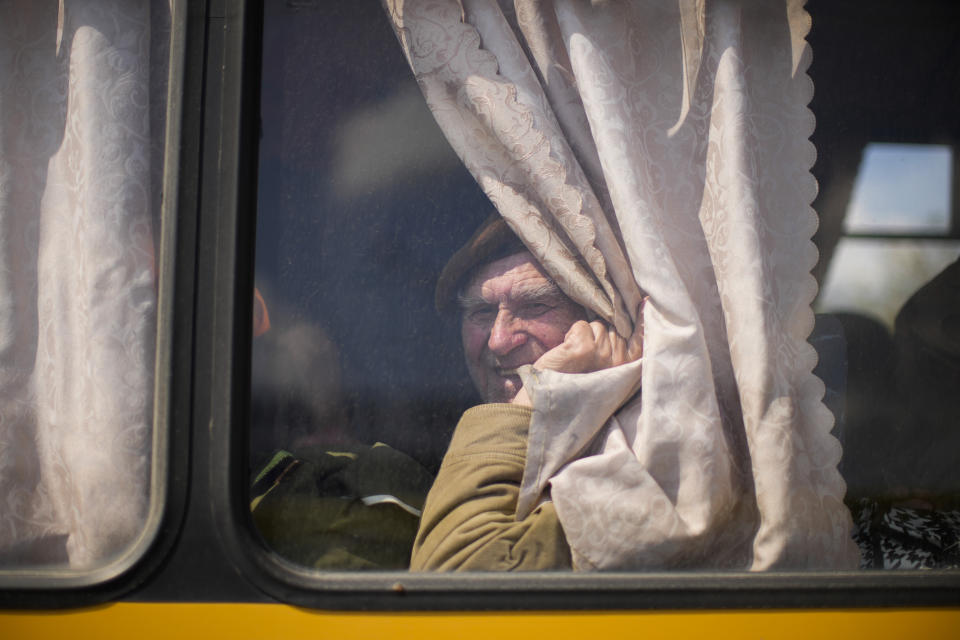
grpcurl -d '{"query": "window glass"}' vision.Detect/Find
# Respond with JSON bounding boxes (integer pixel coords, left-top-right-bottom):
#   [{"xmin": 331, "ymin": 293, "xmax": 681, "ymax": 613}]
[
  {"xmin": 817, "ymin": 238, "xmax": 960, "ymax": 329},
  {"xmin": 814, "ymin": 140, "xmax": 960, "ymax": 569},
  {"xmin": 818, "ymin": 144, "xmax": 959, "ymax": 328},
  {"xmin": 844, "ymin": 144, "xmax": 953, "ymax": 234},
  {"xmin": 251, "ymin": 2, "xmax": 960, "ymax": 575},
  {"xmin": 250, "ymin": 2, "xmax": 490, "ymax": 570},
  {"xmin": 0, "ymin": 1, "xmax": 171, "ymax": 581}
]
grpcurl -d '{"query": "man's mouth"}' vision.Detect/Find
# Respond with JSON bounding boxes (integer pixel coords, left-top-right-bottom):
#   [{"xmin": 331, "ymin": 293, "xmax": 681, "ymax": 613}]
[{"xmin": 496, "ymin": 367, "xmax": 519, "ymax": 377}]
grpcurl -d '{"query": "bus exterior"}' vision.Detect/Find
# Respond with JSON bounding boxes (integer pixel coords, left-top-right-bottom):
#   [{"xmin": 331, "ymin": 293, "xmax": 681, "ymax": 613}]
[{"xmin": 0, "ymin": 1, "xmax": 958, "ymax": 637}]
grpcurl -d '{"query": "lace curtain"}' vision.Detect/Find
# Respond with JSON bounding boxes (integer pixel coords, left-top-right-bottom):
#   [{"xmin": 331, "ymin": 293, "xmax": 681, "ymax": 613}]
[
  {"xmin": 386, "ymin": 0, "xmax": 860, "ymax": 569},
  {"xmin": 0, "ymin": 0, "xmax": 166, "ymax": 568}
]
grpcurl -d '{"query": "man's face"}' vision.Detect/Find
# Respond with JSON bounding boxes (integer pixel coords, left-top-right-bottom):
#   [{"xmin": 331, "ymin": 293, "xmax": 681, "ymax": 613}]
[{"xmin": 459, "ymin": 251, "xmax": 586, "ymax": 403}]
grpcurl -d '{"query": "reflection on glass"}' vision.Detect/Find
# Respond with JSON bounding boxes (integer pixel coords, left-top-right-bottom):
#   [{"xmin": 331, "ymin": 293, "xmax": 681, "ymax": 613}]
[
  {"xmin": 844, "ymin": 143, "xmax": 952, "ymax": 234},
  {"xmin": 817, "ymin": 239, "xmax": 960, "ymax": 329},
  {"xmin": 816, "ymin": 143, "xmax": 960, "ymax": 569}
]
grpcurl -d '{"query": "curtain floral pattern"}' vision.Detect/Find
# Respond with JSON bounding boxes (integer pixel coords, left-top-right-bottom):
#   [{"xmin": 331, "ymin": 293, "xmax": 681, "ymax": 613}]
[
  {"xmin": 386, "ymin": 0, "xmax": 860, "ymax": 569},
  {"xmin": 0, "ymin": 0, "xmax": 165, "ymax": 568}
]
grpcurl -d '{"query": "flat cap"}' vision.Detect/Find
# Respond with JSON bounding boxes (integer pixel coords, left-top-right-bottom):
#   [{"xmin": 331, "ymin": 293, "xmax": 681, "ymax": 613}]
[{"xmin": 435, "ymin": 213, "xmax": 527, "ymax": 314}]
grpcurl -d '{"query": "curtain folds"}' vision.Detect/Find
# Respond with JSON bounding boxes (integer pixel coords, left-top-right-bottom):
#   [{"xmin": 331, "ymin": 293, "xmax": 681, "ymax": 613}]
[
  {"xmin": 0, "ymin": 0, "xmax": 165, "ymax": 568},
  {"xmin": 386, "ymin": 0, "xmax": 860, "ymax": 570}
]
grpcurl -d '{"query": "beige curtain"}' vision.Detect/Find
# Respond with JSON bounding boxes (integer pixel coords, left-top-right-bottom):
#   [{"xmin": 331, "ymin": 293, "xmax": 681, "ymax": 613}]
[
  {"xmin": 386, "ymin": 0, "xmax": 860, "ymax": 570},
  {"xmin": 0, "ymin": 0, "xmax": 165, "ymax": 568}
]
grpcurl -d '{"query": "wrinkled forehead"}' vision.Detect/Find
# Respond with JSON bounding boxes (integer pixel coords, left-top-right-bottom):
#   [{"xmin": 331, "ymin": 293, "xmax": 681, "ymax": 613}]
[{"xmin": 462, "ymin": 251, "xmax": 546, "ymax": 297}]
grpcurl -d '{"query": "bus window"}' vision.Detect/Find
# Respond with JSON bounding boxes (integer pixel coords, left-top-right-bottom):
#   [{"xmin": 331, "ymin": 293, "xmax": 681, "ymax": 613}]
[
  {"xmin": 247, "ymin": 0, "xmax": 960, "ymax": 580},
  {"xmin": 0, "ymin": 0, "xmax": 177, "ymax": 586}
]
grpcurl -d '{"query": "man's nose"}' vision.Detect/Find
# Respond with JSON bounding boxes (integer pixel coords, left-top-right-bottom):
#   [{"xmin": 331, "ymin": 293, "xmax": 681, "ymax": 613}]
[{"xmin": 487, "ymin": 309, "xmax": 527, "ymax": 355}]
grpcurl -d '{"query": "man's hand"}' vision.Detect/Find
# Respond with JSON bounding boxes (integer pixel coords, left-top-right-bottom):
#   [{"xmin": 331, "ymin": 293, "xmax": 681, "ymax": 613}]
[
  {"xmin": 511, "ymin": 319, "xmax": 643, "ymax": 406},
  {"xmin": 534, "ymin": 320, "xmax": 643, "ymax": 374}
]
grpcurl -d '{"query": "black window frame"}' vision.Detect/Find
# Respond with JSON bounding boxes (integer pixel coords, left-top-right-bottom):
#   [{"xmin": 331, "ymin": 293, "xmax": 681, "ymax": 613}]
[{"xmin": 203, "ymin": 0, "xmax": 960, "ymax": 610}]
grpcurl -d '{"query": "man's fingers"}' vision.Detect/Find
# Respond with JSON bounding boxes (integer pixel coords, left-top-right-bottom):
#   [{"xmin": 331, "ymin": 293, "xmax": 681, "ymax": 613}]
[
  {"xmin": 624, "ymin": 319, "xmax": 643, "ymax": 362},
  {"xmin": 588, "ymin": 321, "xmax": 606, "ymax": 343},
  {"xmin": 611, "ymin": 326, "xmax": 628, "ymax": 365},
  {"xmin": 565, "ymin": 320, "xmax": 593, "ymax": 342},
  {"xmin": 626, "ymin": 329, "xmax": 643, "ymax": 361},
  {"xmin": 587, "ymin": 321, "xmax": 609, "ymax": 360},
  {"xmin": 538, "ymin": 317, "xmax": 641, "ymax": 374}
]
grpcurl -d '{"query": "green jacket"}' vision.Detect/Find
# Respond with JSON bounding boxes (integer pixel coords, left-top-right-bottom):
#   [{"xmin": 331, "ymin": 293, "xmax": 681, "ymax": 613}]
[{"xmin": 251, "ymin": 442, "xmax": 434, "ymax": 570}]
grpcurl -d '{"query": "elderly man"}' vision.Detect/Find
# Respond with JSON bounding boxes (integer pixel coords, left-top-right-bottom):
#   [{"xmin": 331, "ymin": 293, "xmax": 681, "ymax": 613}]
[{"xmin": 411, "ymin": 216, "xmax": 642, "ymax": 571}]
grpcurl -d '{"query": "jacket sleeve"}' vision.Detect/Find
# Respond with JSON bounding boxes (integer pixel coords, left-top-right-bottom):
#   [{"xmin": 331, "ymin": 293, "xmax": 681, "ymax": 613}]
[{"xmin": 410, "ymin": 403, "xmax": 572, "ymax": 571}]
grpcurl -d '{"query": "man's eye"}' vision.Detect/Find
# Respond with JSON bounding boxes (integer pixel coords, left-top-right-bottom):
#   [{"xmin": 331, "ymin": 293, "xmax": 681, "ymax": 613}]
[
  {"xmin": 519, "ymin": 303, "xmax": 553, "ymax": 318},
  {"xmin": 467, "ymin": 308, "xmax": 496, "ymax": 323}
]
